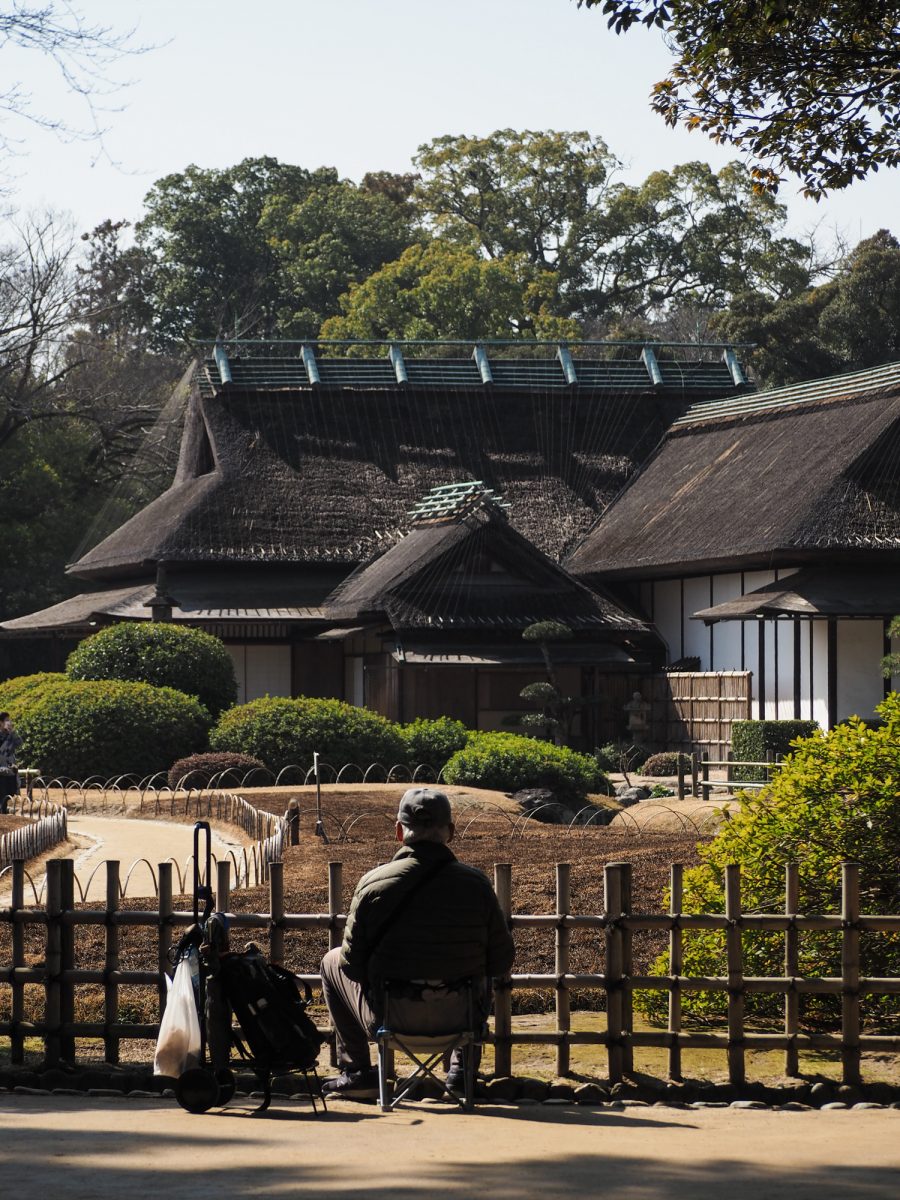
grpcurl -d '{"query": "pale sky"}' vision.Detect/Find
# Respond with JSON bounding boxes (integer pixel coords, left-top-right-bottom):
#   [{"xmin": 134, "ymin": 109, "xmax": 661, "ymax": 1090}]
[{"xmin": 5, "ymin": 0, "xmax": 898, "ymax": 250}]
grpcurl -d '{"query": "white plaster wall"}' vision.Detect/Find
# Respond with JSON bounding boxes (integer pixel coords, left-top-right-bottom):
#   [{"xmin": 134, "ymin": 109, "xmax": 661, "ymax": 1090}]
[
  {"xmin": 811, "ymin": 621, "xmax": 830, "ymax": 727},
  {"xmin": 798, "ymin": 618, "xmax": 814, "ymax": 721},
  {"xmin": 775, "ymin": 620, "xmax": 796, "ymax": 718},
  {"xmin": 710, "ymin": 574, "xmax": 744, "ymax": 671},
  {"xmin": 682, "ymin": 577, "xmax": 712, "ymax": 666},
  {"xmin": 836, "ymin": 620, "xmax": 885, "ymax": 722},
  {"xmin": 226, "ymin": 644, "xmax": 292, "ymax": 704}
]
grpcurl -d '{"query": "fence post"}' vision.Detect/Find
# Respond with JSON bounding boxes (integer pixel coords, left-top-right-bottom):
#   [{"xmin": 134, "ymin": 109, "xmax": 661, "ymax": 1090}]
[
  {"xmin": 104, "ymin": 861, "xmax": 120, "ymax": 1064},
  {"xmin": 555, "ymin": 863, "xmax": 571, "ymax": 1077},
  {"xmin": 494, "ymin": 863, "xmax": 513, "ymax": 1079},
  {"xmin": 217, "ymin": 859, "xmax": 231, "ymax": 913},
  {"xmin": 784, "ymin": 863, "xmax": 799, "ymax": 1077},
  {"xmin": 668, "ymin": 863, "xmax": 683, "ymax": 1081},
  {"xmin": 677, "ymin": 757, "xmax": 685, "ymax": 801},
  {"xmin": 701, "ymin": 752, "xmax": 709, "ymax": 798},
  {"xmin": 725, "ymin": 863, "xmax": 745, "ymax": 1086},
  {"xmin": 690, "ymin": 753, "xmax": 699, "ymax": 799},
  {"xmin": 604, "ymin": 861, "xmax": 631, "ymax": 1083},
  {"xmin": 10, "ymin": 859, "xmax": 25, "ymax": 1064},
  {"xmin": 44, "ymin": 859, "xmax": 63, "ymax": 1065},
  {"xmin": 158, "ymin": 862, "xmax": 173, "ymax": 1017},
  {"xmin": 841, "ymin": 861, "xmax": 862, "ymax": 1086},
  {"xmin": 269, "ymin": 861, "xmax": 284, "ymax": 964}
]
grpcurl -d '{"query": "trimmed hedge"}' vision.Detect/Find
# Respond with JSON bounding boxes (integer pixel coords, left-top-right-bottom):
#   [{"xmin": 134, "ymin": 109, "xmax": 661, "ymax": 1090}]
[
  {"xmin": 0, "ymin": 672, "xmax": 67, "ymax": 716},
  {"xmin": 731, "ymin": 719, "xmax": 818, "ymax": 782},
  {"xmin": 16, "ymin": 680, "xmax": 212, "ymax": 780},
  {"xmin": 639, "ymin": 751, "xmax": 692, "ymax": 777},
  {"xmin": 209, "ymin": 695, "xmax": 406, "ymax": 774},
  {"xmin": 67, "ymin": 622, "xmax": 237, "ymax": 716},
  {"xmin": 168, "ymin": 751, "xmax": 268, "ymax": 790},
  {"xmin": 397, "ymin": 717, "xmax": 471, "ymax": 770},
  {"xmin": 443, "ymin": 732, "xmax": 608, "ymax": 801}
]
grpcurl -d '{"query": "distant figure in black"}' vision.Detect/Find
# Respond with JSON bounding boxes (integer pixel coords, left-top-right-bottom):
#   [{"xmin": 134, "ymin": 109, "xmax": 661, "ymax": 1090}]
[{"xmin": 0, "ymin": 712, "xmax": 22, "ymax": 815}]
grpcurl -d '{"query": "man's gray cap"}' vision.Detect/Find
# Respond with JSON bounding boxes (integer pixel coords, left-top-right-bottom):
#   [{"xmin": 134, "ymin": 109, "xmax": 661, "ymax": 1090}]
[{"xmin": 397, "ymin": 787, "xmax": 452, "ymax": 828}]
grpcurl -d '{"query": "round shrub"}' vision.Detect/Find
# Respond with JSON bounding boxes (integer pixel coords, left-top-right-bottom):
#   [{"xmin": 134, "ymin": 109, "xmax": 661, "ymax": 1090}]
[
  {"xmin": 0, "ymin": 672, "xmax": 67, "ymax": 715},
  {"xmin": 638, "ymin": 751, "xmax": 692, "ymax": 776},
  {"xmin": 209, "ymin": 696, "xmax": 405, "ymax": 774},
  {"xmin": 67, "ymin": 622, "xmax": 237, "ymax": 716},
  {"xmin": 16, "ymin": 679, "xmax": 212, "ymax": 780},
  {"xmin": 168, "ymin": 751, "xmax": 269, "ymax": 790},
  {"xmin": 443, "ymin": 731, "xmax": 607, "ymax": 801},
  {"xmin": 398, "ymin": 717, "xmax": 471, "ymax": 770}
]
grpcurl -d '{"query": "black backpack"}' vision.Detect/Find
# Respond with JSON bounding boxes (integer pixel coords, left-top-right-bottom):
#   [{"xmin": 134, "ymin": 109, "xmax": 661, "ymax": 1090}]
[{"xmin": 216, "ymin": 952, "xmax": 323, "ymax": 1072}]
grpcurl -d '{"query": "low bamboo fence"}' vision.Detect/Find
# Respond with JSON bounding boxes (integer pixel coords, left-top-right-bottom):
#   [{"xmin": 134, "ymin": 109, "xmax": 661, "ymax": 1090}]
[
  {"xmin": 1, "ymin": 857, "xmax": 898, "ymax": 1085},
  {"xmin": 0, "ymin": 801, "xmax": 67, "ymax": 871}
]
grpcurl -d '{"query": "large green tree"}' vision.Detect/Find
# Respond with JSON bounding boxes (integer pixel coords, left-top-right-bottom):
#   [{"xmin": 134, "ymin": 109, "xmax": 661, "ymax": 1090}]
[
  {"xmin": 411, "ymin": 132, "xmax": 815, "ymax": 328},
  {"xmin": 136, "ymin": 157, "xmax": 416, "ymax": 346},
  {"xmin": 579, "ymin": 1, "xmax": 900, "ymax": 197},
  {"xmin": 319, "ymin": 241, "xmax": 579, "ymax": 343},
  {"xmin": 717, "ymin": 230, "xmax": 900, "ymax": 385}
]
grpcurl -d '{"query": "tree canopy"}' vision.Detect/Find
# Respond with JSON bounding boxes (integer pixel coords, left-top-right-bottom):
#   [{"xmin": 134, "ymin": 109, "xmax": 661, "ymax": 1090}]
[{"xmin": 579, "ymin": 1, "xmax": 900, "ymax": 197}]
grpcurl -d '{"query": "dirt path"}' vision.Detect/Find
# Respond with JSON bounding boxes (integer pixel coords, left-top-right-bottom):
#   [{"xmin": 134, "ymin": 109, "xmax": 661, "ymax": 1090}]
[
  {"xmin": 1, "ymin": 816, "xmax": 249, "ymax": 904},
  {"xmin": 0, "ymin": 1094, "xmax": 898, "ymax": 1198}
]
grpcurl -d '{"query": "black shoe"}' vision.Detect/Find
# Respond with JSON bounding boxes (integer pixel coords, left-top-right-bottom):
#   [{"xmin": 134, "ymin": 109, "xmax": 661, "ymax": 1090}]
[
  {"xmin": 444, "ymin": 1070, "xmax": 466, "ymax": 1098},
  {"xmin": 320, "ymin": 1068, "xmax": 379, "ymax": 1101}
]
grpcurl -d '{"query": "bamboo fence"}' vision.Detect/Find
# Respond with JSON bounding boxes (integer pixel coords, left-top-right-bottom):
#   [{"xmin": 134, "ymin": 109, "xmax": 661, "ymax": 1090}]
[
  {"xmin": 1, "ymin": 858, "xmax": 899, "ymax": 1085},
  {"xmin": 0, "ymin": 801, "xmax": 67, "ymax": 871}
]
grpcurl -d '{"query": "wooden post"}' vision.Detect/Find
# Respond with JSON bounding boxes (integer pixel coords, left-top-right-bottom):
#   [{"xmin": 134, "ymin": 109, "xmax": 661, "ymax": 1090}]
[
  {"xmin": 555, "ymin": 863, "xmax": 571, "ymax": 1077},
  {"xmin": 327, "ymin": 861, "xmax": 344, "ymax": 1069},
  {"xmin": 10, "ymin": 859, "xmax": 25, "ymax": 1064},
  {"xmin": 701, "ymin": 752, "xmax": 709, "ymax": 798},
  {"xmin": 59, "ymin": 857, "xmax": 76, "ymax": 1061},
  {"xmin": 784, "ymin": 863, "xmax": 799, "ymax": 1077},
  {"xmin": 690, "ymin": 752, "xmax": 699, "ymax": 799},
  {"xmin": 217, "ymin": 859, "xmax": 231, "ymax": 913},
  {"xmin": 841, "ymin": 861, "xmax": 862, "ymax": 1086},
  {"xmin": 604, "ymin": 861, "xmax": 627, "ymax": 1083},
  {"xmin": 621, "ymin": 861, "xmax": 634, "ymax": 1075},
  {"xmin": 44, "ymin": 859, "xmax": 63, "ymax": 1065},
  {"xmin": 677, "ymin": 757, "xmax": 686, "ymax": 801},
  {"xmin": 494, "ymin": 863, "xmax": 513, "ymax": 1079},
  {"xmin": 104, "ymin": 861, "xmax": 120, "ymax": 1065},
  {"xmin": 158, "ymin": 862, "xmax": 173, "ymax": 1017},
  {"xmin": 269, "ymin": 861, "xmax": 284, "ymax": 964},
  {"xmin": 725, "ymin": 863, "xmax": 745, "ymax": 1086},
  {"xmin": 668, "ymin": 863, "xmax": 683, "ymax": 1081}
]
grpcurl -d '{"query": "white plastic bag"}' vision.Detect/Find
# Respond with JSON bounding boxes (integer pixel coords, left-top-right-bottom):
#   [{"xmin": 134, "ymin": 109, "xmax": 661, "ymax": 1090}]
[{"xmin": 153, "ymin": 952, "xmax": 201, "ymax": 1077}]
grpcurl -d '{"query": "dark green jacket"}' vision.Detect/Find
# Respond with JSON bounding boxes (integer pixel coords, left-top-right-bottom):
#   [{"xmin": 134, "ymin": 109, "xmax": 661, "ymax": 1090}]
[{"xmin": 339, "ymin": 841, "xmax": 514, "ymax": 991}]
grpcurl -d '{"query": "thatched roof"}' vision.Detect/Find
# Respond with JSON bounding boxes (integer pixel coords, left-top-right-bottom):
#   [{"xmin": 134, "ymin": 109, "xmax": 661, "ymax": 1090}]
[
  {"xmin": 323, "ymin": 487, "xmax": 650, "ymax": 638},
  {"xmin": 566, "ymin": 361, "xmax": 900, "ymax": 581},
  {"xmin": 1, "ymin": 568, "xmax": 336, "ymax": 637},
  {"xmin": 693, "ymin": 566, "xmax": 900, "ymax": 623},
  {"xmin": 69, "ymin": 342, "xmax": 750, "ymax": 580}
]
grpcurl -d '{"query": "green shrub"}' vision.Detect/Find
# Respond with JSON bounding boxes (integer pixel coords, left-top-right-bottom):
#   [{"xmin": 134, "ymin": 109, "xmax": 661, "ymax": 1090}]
[
  {"xmin": 168, "ymin": 751, "xmax": 268, "ymax": 790},
  {"xmin": 639, "ymin": 751, "xmax": 692, "ymax": 776},
  {"xmin": 16, "ymin": 679, "xmax": 211, "ymax": 780},
  {"xmin": 0, "ymin": 672, "xmax": 67, "ymax": 715},
  {"xmin": 67, "ymin": 622, "xmax": 237, "ymax": 716},
  {"xmin": 209, "ymin": 695, "xmax": 405, "ymax": 774},
  {"xmin": 398, "ymin": 717, "xmax": 471, "ymax": 769},
  {"xmin": 443, "ymin": 731, "xmax": 607, "ymax": 800},
  {"xmin": 638, "ymin": 694, "xmax": 900, "ymax": 1028},
  {"xmin": 730, "ymin": 718, "xmax": 818, "ymax": 782}
]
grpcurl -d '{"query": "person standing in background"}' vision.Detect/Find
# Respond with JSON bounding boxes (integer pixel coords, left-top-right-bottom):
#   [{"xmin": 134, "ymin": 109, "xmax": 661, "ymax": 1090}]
[{"xmin": 0, "ymin": 712, "xmax": 22, "ymax": 814}]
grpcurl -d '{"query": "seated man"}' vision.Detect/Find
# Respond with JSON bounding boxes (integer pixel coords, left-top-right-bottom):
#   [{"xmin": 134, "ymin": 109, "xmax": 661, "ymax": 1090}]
[{"xmin": 320, "ymin": 787, "xmax": 515, "ymax": 1100}]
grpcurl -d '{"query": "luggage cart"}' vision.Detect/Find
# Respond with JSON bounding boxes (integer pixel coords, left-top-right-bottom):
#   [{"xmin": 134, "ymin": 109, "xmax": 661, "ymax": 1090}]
[{"xmin": 169, "ymin": 821, "xmax": 326, "ymax": 1115}]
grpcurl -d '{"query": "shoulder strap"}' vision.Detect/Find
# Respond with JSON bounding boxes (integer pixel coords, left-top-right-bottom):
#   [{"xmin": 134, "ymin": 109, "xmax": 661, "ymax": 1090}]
[{"xmin": 367, "ymin": 857, "xmax": 452, "ymax": 956}]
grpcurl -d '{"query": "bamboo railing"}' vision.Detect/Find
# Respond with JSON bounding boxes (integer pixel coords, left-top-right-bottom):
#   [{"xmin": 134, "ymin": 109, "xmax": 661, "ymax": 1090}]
[
  {"xmin": 2, "ymin": 857, "xmax": 899, "ymax": 1084},
  {"xmin": 0, "ymin": 801, "xmax": 67, "ymax": 871}
]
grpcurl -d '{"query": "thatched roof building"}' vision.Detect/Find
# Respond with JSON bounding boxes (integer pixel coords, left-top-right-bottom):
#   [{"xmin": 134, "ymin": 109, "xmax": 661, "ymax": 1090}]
[{"xmin": 567, "ymin": 360, "xmax": 900, "ymax": 581}]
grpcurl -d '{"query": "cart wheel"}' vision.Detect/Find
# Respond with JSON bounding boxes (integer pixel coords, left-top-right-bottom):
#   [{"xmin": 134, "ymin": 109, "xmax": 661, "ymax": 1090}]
[
  {"xmin": 216, "ymin": 1068, "xmax": 236, "ymax": 1105},
  {"xmin": 176, "ymin": 1067, "xmax": 220, "ymax": 1114}
]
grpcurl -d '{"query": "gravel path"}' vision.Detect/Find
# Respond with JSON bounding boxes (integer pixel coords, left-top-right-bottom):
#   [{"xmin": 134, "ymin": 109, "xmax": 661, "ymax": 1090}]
[{"xmin": 1, "ymin": 1093, "xmax": 898, "ymax": 1199}]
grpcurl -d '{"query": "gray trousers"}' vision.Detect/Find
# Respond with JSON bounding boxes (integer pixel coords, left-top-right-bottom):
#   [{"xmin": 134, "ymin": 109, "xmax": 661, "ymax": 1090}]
[{"xmin": 320, "ymin": 947, "xmax": 484, "ymax": 1073}]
